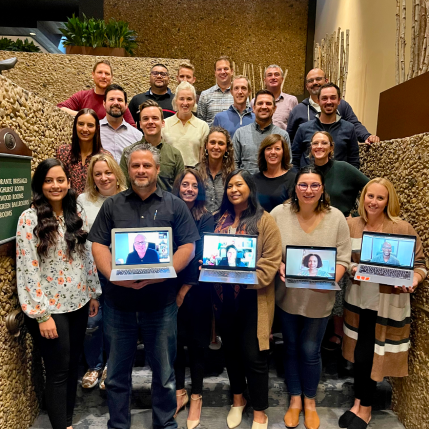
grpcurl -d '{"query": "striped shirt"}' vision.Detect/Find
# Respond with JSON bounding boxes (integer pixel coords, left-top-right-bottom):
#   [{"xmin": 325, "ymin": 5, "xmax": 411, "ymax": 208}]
[{"xmin": 197, "ymin": 84, "xmax": 234, "ymax": 126}]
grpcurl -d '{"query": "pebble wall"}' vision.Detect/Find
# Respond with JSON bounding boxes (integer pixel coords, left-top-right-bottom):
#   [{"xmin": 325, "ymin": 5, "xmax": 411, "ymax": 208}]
[{"xmin": 360, "ymin": 135, "xmax": 429, "ymax": 429}]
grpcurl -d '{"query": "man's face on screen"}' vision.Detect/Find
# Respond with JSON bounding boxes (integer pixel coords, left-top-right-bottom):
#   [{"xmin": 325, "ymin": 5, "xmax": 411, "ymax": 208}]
[{"xmin": 134, "ymin": 234, "xmax": 148, "ymax": 258}]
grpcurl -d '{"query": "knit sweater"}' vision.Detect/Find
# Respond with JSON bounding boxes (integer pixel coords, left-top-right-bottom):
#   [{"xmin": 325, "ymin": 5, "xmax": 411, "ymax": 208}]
[{"xmin": 270, "ymin": 203, "xmax": 351, "ymax": 318}]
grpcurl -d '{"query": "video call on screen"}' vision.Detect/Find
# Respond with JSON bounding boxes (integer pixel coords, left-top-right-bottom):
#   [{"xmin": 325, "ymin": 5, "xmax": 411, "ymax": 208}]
[
  {"xmin": 202, "ymin": 235, "xmax": 257, "ymax": 268},
  {"xmin": 114, "ymin": 231, "xmax": 170, "ymax": 265},
  {"xmin": 360, "ymin": 234, "xmax": 415, "ymax": 267},
  {"xmin": 286, "ymin": 248, "xmax": 336, "ymax": 280}
]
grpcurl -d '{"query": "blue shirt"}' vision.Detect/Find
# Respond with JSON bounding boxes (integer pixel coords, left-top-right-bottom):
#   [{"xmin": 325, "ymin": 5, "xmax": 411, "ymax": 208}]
[{"xmin": 213, "ymin": 105, "xmax": 255, "ymax": 138}]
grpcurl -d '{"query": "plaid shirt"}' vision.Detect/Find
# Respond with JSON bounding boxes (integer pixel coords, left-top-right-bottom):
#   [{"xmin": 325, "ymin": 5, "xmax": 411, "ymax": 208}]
[{"xmin": 197, "ymin": 84, "xmax": 234, "ymax": 126}]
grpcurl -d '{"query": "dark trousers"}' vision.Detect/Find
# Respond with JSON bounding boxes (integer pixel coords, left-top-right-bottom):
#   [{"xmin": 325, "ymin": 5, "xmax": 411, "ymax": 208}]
[
  {"xmin": 216, "ymin": 287, "xmax": 269, "ymax": 411},
  {"xmin": 175, "ymin": 344, "xmax": 205, "ymax": 394},
  {"xmin": 354, "ymin": 309, "xmax": 378, "ymax": 407},
  {"xmin": 26, "ymin": 303, "xmax": 89, "ymax": 429}
]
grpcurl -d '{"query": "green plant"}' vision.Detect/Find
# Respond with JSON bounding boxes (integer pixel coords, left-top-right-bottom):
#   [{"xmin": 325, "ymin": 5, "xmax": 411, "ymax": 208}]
[
  {"xmin": 0, "ymin": 37, "xmax": 41, "ymax": 53},
  {"xmin": 60, "ymin": 14, "xmax": 137, "ymax": 55}
]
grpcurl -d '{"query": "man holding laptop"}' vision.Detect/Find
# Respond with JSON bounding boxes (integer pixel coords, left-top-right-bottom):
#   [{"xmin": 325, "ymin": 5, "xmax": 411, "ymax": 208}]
[{"xmin": 89, "ymin": 142, "xmax": 200, "ymax": 429}]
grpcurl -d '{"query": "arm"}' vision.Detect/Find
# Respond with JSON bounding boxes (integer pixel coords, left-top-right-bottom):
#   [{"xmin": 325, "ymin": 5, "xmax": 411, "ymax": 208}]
[
  {"xmin": 59, "ymin": 107, "xmax": 78, "ymax": 116},
  {"xmin": 339, "ymin": 99, "xmax": 371, "ymax": 142},
  {"xmin": 123, "ymin": 108, "xmax": 137, "ymax": 127},
  {"xmin": 173, "ymin": 243, "xmax": 196, "ymax": 274},
  {"xmin": 232, "ymin": 131, "xmax": 242, "ymax": 168},
  {"xmin": 57, "ymin": 91, "xmax": 83, "ymax": 115},
  {"xmin": 347, "ymin": 126, "xmax": 360, "ymax": 169},
  {"xmin": 336, "ymin": 215, "xmax": 352, "ymax": 282}
]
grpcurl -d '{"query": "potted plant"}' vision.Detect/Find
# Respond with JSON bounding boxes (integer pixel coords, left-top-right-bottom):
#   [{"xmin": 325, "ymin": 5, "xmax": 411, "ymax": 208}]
[
  {"xmin": 0, "ymin": 37, "xmax": 41, "ymax": 53},
  {"xmin": 60, "ymin": 14, "xmax": 137, "ymax": 57}
]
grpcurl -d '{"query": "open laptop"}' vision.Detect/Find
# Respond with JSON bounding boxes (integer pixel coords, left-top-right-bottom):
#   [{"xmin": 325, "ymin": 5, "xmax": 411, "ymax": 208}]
[
  {"xmin": 355, "ymin": 231, "xmax": 416, "ymax": 287},
  {"xmin": 110, "ymin": 227, "xmax": 176, "ymax": 281},
  {"xmin": 285, "ymin": 245, "xmax": 340, "ymax": 290},
  {"xmin": 199, "ymin": 233, "xmax": 258, "ymax": 285}
]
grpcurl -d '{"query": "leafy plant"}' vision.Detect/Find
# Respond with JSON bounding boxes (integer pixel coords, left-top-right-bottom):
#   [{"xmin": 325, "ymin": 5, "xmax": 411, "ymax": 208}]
[
  {"xmin": 60, "ymin": 14, "xmax": 137, "ymax": 55},
  {"xmin": 0, "ymin": 37, "xmax": 41, "ymax": 52}
]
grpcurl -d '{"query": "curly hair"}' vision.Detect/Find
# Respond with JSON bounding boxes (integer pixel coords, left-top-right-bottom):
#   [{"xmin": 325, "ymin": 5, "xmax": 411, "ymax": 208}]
[
  {"xmin": 199, "ymin": 126, "xmax": 236, "ymax": 183},
  {"xmin": 31, "ymin": 158, "xmax": 88, "ymax": 259},
  {"xmin": 302, "ymin": 253, "xmax": 323, "ymax": 268}
]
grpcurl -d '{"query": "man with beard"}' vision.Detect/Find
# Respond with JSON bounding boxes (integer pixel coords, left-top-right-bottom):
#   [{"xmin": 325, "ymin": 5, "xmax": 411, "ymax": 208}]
[
  {"xmin": 120, "ymin": 100, "xmax": 184, "ymax": 191},
  {"xmin": 100, "ymin": 84, "xmax": 143, "ymax": 163},
  {"xmin": 89, "ymin": 142, "xmax": 199, "ymax": 429},
  {"xmin": 292, "ymin": 82, "xmax": 360, "ymax": 169},
  {"xmin": 128, "ymin": 63, "xmax": 175, "ymax": 130},
  {"xmin": 287, "ymin": 68, "xmax": 379, "ymax": 143},
  {"xmin": 57, "ymin": 60, "xmax": 136, "ymax": 126}
]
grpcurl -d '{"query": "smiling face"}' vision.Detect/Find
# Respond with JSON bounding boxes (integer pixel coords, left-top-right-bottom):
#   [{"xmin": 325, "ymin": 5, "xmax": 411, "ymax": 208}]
[
  {"xmin": 296, "ymin": 173, "xmax": 323, "ymax": 208},
  {"xmin": 104, "ymin": 89, "xmax": 127, "ymax": 118},
  {"xmin": 231, "ymin": 78, "xmax": 250, "ymax": 106},
  {"xmin": 363, "ymin": 183, "xmax": 389, "ymax": 220},
  {"xmin": 265, "ymin": 140, "xmax": 283, "ymax": 168},
  {"xmin": 134, "ymin": 234, "xmax": 148, "ymax": 258},
  {"xmin": 382, "ymin": 243, "xmax": 392, "ymax": 257},
  {"xmin": 177, "ymin": 67, "xmax": 196, "ymax": 84},
  {"xmin": 305, "ymin": 68, "xmax": 327, "ymax": 96},
  {"xmin": 140, "ymin": 106, "xmax": 165, "ymax": 138},
  {"xmin": 311, "ymin": 132, "xmax": 333, "ymax": 164},
  {"xmin": 129, "ymin": 150, "xmax": 160, "ymax": 190},
  {"xmin": 93, "ymin": 160, "xmax": 117, "ymax": 196},
  {"xmin": 42, "ymin": 166, "xmax": 70, "ymax": 205},
  {"xmin": 206, "ymin": 131, "xmax": 228, "ymax": 161},
  {"xmin": 264, "ymin": 67, "xmax": 283, "ymax": 92},
  {"xmin": 215, "ymin": 60, "xmax": 233, "ymax": 87},
  {"xmin": 308, "ymin": 255, "xmax": 318, "ymax": 269},
  {"xmin": 92, "ymin": 63, "xmax": 112, "ymax": 91},
  {"xmin": 150, "ymin": 66, "xmax": 169, "ymax": 91},
  {"xmin": 179, "ymin": 172, "xmax": 198, "ymax": 206},
  {"xmin": 227, "ymin": 174, "xmax": 250, "ymax": 208},
  {"xmin": 318, "ymin": 87, "xmax": 341, "ymax": 116},
  {"xmin": 76, "ymin": 113, "xmax": 97, "ymax": 144},
  {"xmin": 253, "ymin": 94, "xmax": 276, "ymax": 122},
  {"xmin": 176, "ymin": 89, "xmax": 195, "ymax": 116}
]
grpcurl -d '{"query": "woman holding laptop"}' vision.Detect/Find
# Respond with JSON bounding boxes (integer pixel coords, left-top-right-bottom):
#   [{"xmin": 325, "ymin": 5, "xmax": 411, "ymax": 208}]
[
  {"xmin": 270, "ymin": 166, "xmax": 351, "ymax": 429},
  {"xmin": 172, "ymin": 169, "xmax": 214, "ymax": 429},
  {"xmin": 339, "ymin": 178, "xmax": 426, "ymax": 429},
  {"xmin": 212, "ymin": 169, "xmax": 282, "ymax": 429}
]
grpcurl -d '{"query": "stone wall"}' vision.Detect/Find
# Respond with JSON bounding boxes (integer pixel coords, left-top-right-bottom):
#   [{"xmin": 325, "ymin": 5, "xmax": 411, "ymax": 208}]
[
  {"xmin": 104, "ymin": 0, "xmax": 309, "ymax": 94},
  {"xmin": 360, "ymin": 134, "xmax": 429, "ymax": 429},
  {"xmin": 0, "ymin": 51, "xmax": 188, "ymax": 107}
]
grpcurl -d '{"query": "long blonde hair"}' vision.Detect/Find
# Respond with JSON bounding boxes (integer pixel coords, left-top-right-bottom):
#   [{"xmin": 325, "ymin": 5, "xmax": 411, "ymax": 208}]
[
  {"xmin": 84, "ymin": 154, "xmax": 127, "ymax": 202},
  {"xmin": 358, "ymin": 177, "xmax": 401, "ymax": 223}
]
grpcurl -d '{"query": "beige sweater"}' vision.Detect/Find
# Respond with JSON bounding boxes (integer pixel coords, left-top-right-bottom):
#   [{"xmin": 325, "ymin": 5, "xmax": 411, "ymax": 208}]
[{"xmin": 270, "ymin": 203, "xmax": 351, "ymax": 318}]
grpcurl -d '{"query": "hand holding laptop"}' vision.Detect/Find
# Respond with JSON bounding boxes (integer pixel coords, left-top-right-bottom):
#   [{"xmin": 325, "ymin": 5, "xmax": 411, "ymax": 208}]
[{"xmin": 111, "ymin": 277, "xmax": 165, "ymax": 290}]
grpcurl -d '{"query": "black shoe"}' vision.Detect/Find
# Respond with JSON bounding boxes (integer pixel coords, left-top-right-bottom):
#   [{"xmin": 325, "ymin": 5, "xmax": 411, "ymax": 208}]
[
  {"xmin": 322, "ymin": 334, "xmax": 342, "ymax": 351},
  {"xmin": 348, "ymin": 415, "xmax": 370, "ymax": 429},
  {"xmin": 338, "ymin": 410, "xmax": 356, "ymax": 428}
]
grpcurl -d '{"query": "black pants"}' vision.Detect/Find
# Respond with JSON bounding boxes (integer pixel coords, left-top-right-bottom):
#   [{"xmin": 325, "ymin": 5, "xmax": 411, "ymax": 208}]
[
  {"xmin": 354, "ymin": 309, "xmax": 378, "ymax": 407},
  {"xmin": 175, "ymin": 344, "xmax": 205, "ymax": 394},
  {"xmin": 216, "ymin": 287, "xmax": 269, "ymax": 411},
  {"xmin": 26, "ymin": 303, "xmax": 89, "ymax": 429}
]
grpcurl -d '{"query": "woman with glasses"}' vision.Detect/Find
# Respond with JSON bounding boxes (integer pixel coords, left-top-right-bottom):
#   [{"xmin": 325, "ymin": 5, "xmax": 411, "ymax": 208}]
[{"xmin": 270, "ymin": 166, "xmax": 351, "ymax": 429}]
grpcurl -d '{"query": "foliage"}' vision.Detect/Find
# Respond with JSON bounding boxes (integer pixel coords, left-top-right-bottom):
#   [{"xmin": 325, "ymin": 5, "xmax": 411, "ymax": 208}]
[
  {"xmin": 60, "ymin": 14, "xmax": 137, "ymax": 56},
  {"xmin": 0, "ymin": 37, "xmax": 41, "ymax": 53}
]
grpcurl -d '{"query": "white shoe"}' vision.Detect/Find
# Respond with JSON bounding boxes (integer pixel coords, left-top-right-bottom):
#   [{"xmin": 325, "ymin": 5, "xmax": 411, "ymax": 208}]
[
  {"xmin": 226, "ymin": 401, "xmax": 247, "ymax": 429},
  {"xmin": 251, "ymin": 414, "xmax": 268, "ymax": 429}
]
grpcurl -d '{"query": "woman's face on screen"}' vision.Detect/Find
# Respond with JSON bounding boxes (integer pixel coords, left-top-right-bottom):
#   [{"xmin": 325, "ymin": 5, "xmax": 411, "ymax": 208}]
[
  {"xmin": 308, "ymin": 255, "xmax": 318, "ymax": 269},
  {"xmin": 227, "ymin": 248, "xmax": 237, "ymax": 262}
]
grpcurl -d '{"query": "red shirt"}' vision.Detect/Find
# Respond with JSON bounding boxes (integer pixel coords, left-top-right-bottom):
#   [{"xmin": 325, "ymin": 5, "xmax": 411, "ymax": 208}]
[{"xmin": 57, "ymin": 89, "xmax": 136, "ymax": 127}]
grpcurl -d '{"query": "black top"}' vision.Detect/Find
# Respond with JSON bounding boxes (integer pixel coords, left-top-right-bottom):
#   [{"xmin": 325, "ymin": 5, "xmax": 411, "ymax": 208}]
[
  {"xmin": 126, "ymin": 248, "xmax": 160, "ymax": 264},
  {"xmin": 253, "ymin": 170, "xmax": 296, "ymax": 212},
  {"xmin": 128, "ymin": 89, "xmax": 175, "ymax": 130},
  {"xmin": 88, "ymin": 186, "xmax": 200, "ymax": 312}
]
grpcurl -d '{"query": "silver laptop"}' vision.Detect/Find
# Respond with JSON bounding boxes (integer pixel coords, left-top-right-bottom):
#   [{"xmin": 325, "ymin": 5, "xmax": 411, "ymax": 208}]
[
  {"xmin": 285, "ymin": 245, "xmax": 340, "ymax": 290},
  {"xmin": 199, "ymin": 233, "xmax": 258, "ymax": 285},
  {"xmin": 355, "ymin": 231, "xmax": 416, "ymax": 287},
  {"xmin": 110, "ymin": 227, "xmax": 176, "ymax": 281}
]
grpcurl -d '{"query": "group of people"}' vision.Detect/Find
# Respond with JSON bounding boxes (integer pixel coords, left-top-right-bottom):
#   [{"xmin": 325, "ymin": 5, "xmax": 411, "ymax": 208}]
[{"xmin": 14, "ymin": 55, "xmax": 426, "ymax": 429}]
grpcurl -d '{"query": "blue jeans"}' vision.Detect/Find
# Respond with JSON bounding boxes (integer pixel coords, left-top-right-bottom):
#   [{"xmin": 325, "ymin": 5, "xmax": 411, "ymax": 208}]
[
  {"xmin": 84, "ymin": 295, "xmax": 104, "ymax": 371},
  {"xmin": 278, "ymin": 307, "xmax": 329, "ymax": 399},
  {"xmin": 104, "ymin": 301, "xmax": 178, "ymax": 429}
]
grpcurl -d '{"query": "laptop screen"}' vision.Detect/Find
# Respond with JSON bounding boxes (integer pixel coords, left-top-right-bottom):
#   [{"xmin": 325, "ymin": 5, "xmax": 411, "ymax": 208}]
[
  {"xmin": 285, "ymin": 246, "xmax": 336, "ymax": 280},
  {"xmin": 113, "ymin": 230, "xmax": 171, "ymax": 266},
  {"xmin": 202, "ymin": 233, "xmax": 257, "ymax": 270},
  {"xmin": 360, "ymin": 232, "xmax": 416, "ymax": 269}
]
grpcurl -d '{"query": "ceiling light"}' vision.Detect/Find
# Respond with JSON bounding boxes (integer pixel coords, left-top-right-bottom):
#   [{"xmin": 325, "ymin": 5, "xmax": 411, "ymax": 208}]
[{"xmin": 29, "ymin": 32, "xmax": 36, "ymax": 36}]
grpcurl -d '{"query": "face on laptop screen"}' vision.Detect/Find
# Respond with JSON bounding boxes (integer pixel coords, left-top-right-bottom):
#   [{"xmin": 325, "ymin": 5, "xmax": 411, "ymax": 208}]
[
  {"xmin": 114, "ymin": 231, "xmax": 171, "ymax": 265},
  {"xmin": 360, "ymin": 234, "xmax": 415, "ymax": 268},
  {"xmin": 286, "ymin": 248, "xmax": 336, "ymax": 280},
  {"xmin": 202, "ymin": 235, "xmax": 257, "ymax": 268}
]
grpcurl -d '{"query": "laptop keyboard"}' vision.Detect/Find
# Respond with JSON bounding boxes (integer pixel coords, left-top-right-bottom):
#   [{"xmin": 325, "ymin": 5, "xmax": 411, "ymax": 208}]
[
  {"xmin": 287, "ymin": 279, "xmax": 333, "ymax": 285},
  {"xmin": 359, "ymin": 265, "xmax": 411, "ymax": 280},
  {"xmin": 205, "ymin": 270, "xmax": 254, "ymax": 280},
  {"xmin": 117, "ymin": 268, "xmax": 170, "ymax": 275}
]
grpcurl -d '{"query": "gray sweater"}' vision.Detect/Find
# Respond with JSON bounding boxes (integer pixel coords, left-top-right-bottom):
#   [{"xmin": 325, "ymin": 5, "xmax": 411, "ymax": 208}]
[{"xmin": 270, "ymin": 203, "xmax": 351, "ymax": 318}]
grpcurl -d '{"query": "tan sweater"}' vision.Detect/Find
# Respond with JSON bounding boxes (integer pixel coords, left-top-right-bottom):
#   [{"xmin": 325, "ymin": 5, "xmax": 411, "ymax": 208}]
[{"xmin": 270, "ymin": 203, "xmax": 351, "ymax": 318}]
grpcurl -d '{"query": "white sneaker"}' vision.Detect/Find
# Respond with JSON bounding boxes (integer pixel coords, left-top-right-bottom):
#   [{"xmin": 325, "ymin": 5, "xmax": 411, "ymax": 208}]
[{"xmin": 209, "ymin": 335, "xmax": 222, "ymax": 351}]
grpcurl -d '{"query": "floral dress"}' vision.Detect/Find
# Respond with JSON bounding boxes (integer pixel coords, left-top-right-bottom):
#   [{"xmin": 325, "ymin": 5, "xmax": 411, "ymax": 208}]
[{"xmin": 16, "ymin": 207, "xmax": 101, "ymax": 319}]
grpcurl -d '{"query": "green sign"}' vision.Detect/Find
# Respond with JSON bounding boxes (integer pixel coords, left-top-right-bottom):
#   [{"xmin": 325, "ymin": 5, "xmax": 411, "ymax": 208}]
[{"xmin": 0, "ymin": 154, "xmax": 32, "ymax": 244}]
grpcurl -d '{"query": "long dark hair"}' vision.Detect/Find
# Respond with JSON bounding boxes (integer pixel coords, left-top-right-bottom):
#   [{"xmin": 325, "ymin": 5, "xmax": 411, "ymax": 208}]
[
  {"xmin": 70, "ymin": 108, "xmax": 102, "ymax": 164},
  {"xmin": 219, "ymin": 169, "xmax": 264, "ymax": 235},
  {"xmin": 225, "ymin": 244, "xmax": 242, "ymax": 266},
  {"xmin": 172, "ymin": 168, "xmax": 208, "ymax": 221},
  {"xmin": 31, "ymin": 158, "xmax": 88, "ymax": 259},
  {"xmin": 289, "ymin": 165, "xmax": 331, "ymax": 213}
]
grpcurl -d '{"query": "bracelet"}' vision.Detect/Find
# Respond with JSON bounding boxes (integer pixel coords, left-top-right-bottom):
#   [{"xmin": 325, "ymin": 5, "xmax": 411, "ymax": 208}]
[{"xmin": 36, "ymin": 313, "xmax": 51, "ymax": 324}]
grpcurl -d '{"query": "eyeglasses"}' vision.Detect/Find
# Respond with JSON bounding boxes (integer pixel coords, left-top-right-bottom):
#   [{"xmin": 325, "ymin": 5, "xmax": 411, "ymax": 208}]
[
  {"xmin": 306, "ymin": 76, "xmax": 324, "ymax": 84},
  {"xmin": 135, "ymin": 241, "xmax": 147, "ymax": 246},
  {"xmin": 151, "ymin": 71, "xmax": 168, "ymax": 77},
  {"xmin": 297, "ymin": 183, "xmax": 322, "ymax": 191}
]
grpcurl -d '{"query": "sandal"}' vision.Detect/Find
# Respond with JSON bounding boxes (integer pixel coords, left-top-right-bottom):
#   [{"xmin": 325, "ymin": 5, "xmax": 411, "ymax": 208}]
[{"xmin": 174, "ymin": 390, "xmax": 189, "ymax": 418}]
